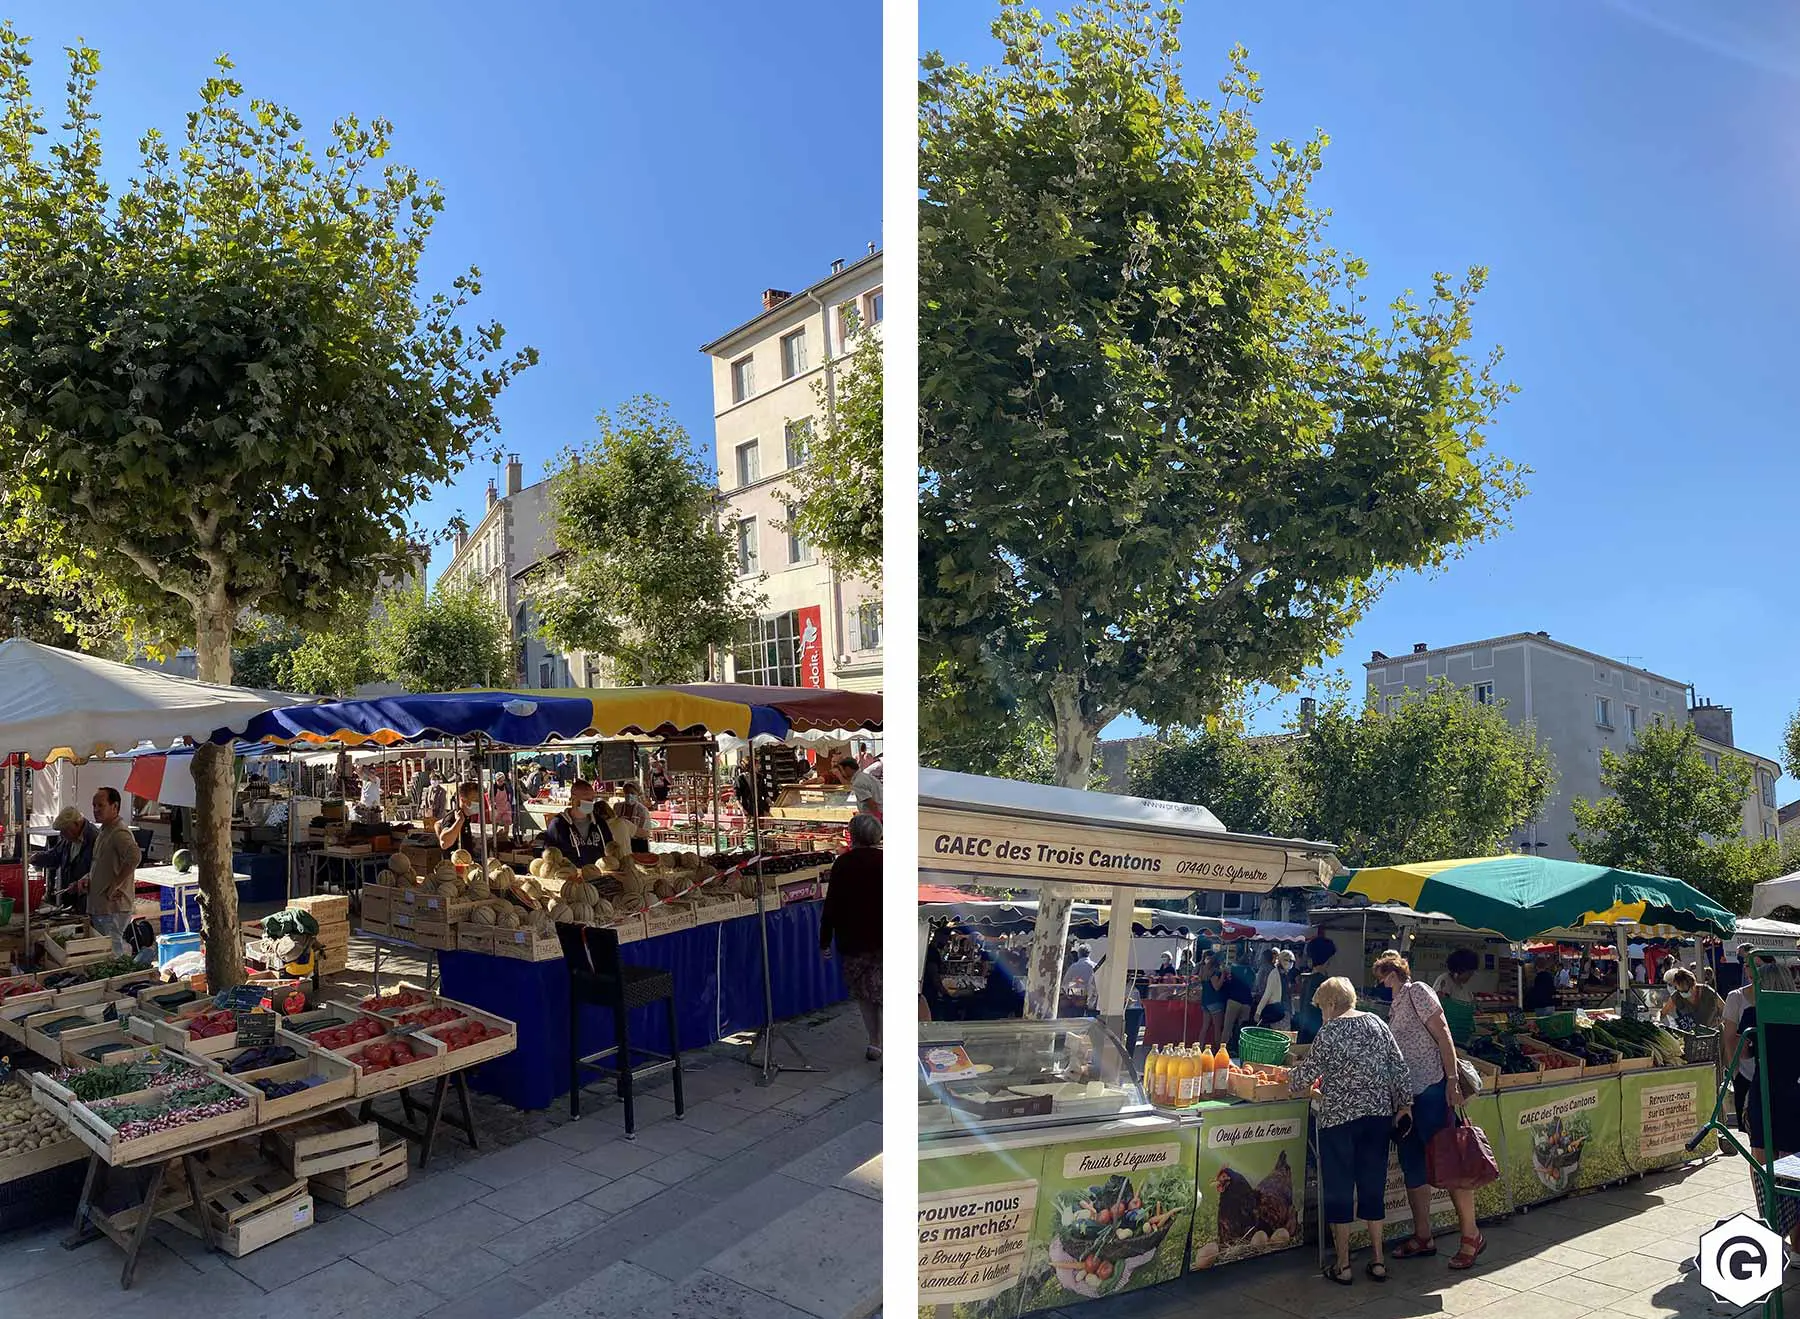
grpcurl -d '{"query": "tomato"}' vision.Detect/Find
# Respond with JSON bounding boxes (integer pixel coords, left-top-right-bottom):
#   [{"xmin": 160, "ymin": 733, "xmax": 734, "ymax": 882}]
[
  {"xmin": 1096, "ymin": 1261, "xmax": 1113, "ymax": 1282},
  {"xmin": 1081, "ymin": 1255, "xmax": 1097, "ymax": 1275}
]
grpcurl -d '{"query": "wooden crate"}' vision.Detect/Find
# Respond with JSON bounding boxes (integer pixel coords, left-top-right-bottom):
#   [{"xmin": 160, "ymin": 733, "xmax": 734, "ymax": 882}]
[
  {"xmin": 0, "ymin": 1129, "xmax": 84, "ymax": 1184},
  {"xmin": 1521, "ymin": 1039, "xmax": 1585, "ymax": 1085},
  {"xmin": 24, "ymin": 1000, "xmax": 128, "ymax": 1061},
  {"xmin": 611, "ymin": 913, "xmax": 648, "ymax": 945},
  {"xmin": 1226, "ymin": 1070, "xmax": 1292, "ymax": 1102},
  {"xmin": 210, "ymin": 1033, "xmax": 359, "ymax": 1124},
  {"xmin": 455, "ymin": 926, "xmax": 496, "ymax": 955},
  {"xmin": 489, "ymin": 928, "xmax": 560, "ymax": 961},
  {"xmin": 289, "ymin": 894, "xmax": 350, "ymax": 923},
  {"xmin": 337, "ymin": 1031, "xmax": 449, "ymax": 1096},
  {"xmin": 218, "ymin": 1191, "xmax": 314, "ymax": 1257},
  {"xmin": 1615, "ymin": 1054, "xmax": 1654, "ymax": 1073},
  {"xmin": 268, "ymin": 1112, "xmax": 383, "ymax": 1177},
  {"xmin": 57, "ymin": 1022, "xmax": 142, "ymax": 1068},
  {"xmin": 40, "ymin": 931, "xmax": 113, "ymax": 965},
  {"xmin": 349, "ymin": 984, "xmax": 435, "ymax": 1018},
  {"xmin": 150, "ymin": 1007, "xmax": 241, "ymax": 1058},
  {"xmin": 132, "ymin": 981, "xmax": 207, "ymax": 1020},
  {"xmin": 1458, "ymin": 1052, "xmax": 1502, "ymax": 1093},
  {"xmin": 68, "ymin": 1074, "xmax": 257, "ymax": 1165},
  {"xmin": 0, "ymin": 976, "xmax": 53, "ymax": 1041},
  {"xmin": 104, "ymin": 968, "xmax": 162, "ymax": 998},
  {"xmin": 642, "ymin": 903, "xmax": 697, "ymax": 937},
  {"xmin": 309, "ymin": 1137, "xmax": 408, "ymax": 1207}
]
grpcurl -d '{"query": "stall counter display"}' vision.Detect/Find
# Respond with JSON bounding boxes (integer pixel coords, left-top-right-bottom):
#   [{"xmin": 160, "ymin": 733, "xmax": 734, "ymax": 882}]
[
  {"xmin": 1189, "ymin": 1098, "xmax": 1307, "ymax": 1270},
  {"xmin": 919, "ymin": 1019, "xmax": 1147, "ymax": 1138}
]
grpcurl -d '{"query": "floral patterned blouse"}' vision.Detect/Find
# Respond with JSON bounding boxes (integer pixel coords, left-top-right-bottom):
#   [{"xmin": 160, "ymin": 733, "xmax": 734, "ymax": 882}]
[{"xmin": 1287, "ymin": 1010, "xmax": 1412, "ymax": 1129}]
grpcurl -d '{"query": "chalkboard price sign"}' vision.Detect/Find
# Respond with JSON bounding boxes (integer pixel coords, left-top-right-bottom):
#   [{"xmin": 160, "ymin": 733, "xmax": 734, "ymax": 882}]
[
  {"xmin": 234, "ymin": 1009, "xmax": 276, "ymax": 1046},
  {"xmin": 598, "ymin": 742, "xmax": 637, "ymax": 783}
]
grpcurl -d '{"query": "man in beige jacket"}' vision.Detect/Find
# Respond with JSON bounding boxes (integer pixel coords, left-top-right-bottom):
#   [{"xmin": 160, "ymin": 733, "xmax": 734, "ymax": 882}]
[{"xmin": 81, "ymin": 787, "xmax": 140, "ymax": 956}]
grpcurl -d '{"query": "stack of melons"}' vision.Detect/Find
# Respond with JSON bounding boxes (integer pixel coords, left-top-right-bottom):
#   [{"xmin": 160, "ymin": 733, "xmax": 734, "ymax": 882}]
[{"xmin": 386, "ymin": 853, "xmax": 415, "ymax": 885}]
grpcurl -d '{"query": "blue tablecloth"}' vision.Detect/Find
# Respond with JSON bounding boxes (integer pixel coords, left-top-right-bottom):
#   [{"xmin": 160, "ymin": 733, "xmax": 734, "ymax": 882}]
[{"xmin": 437, "ymin": 900, "xmax": 847, "ymax": 1111}]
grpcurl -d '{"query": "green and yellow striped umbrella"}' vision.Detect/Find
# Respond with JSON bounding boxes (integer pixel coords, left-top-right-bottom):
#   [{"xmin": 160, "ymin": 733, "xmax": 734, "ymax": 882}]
[{"xmin": 1329, "ymin": 855, "xmax": 1735, "ymax": 943}]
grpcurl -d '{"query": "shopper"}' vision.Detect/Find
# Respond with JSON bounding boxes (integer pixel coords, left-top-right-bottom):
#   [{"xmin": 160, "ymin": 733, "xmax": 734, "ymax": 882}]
[
  {"xmin": 1659, "ymin": 965, "xmax": 1723, "ymax": 1032},
  {"xmin": 1063, "ymin": 944, "xmax": 1099, "ymax": 1005},
  {"xmin": 30, "ymin": 806, "xmax": 98, "ymax": 912},
  {"xmin": 81, "ymin": 787, "xmax": 140, "ymax": 956},
  {"xmin": 544, "ymin": 780, "xmax": 611, "ymax": 864},
  {"xmin": 488, "ymin": 772, "xmax": 515, "ymax": 846},
  {"xmin": 1253, "ymin": 947, "xmax": 1289, "ymax": 1027},
  {"xmin": 409, "ymin": 766, "xmax": 430, "ymax": 817},
  {"xmin": 649, "ymin": 756, "xmax": 672, "ymax": 805},
  {"xmin": 1722, "ymin": 949, "xmax": 1757, "ymax": 1130},
  {"xmin": 843, "ymin": 756, "xmax": 883, "ymax": 817},
  {"xmin": 1287, "ymin": 975, "xmax": 1412, "ymax": 1285},
  {"xmin": 820, "ymin": 812, "xmax": 883, "ymax": 1060},
  {"xmin": 1375, "ymin": 951, "xmax": 1485, "ymax": 1271},
  {"xmin": 1432, "ymin": 948, "xmax": 1479, "ymax": 1004},
  {"xmin": 1199, "ymin": 952, "xmax": 1227, "ymax": 1048},
  {"xmin": 435, "ymin": 781, "xmax": 486, "ymax": 854},
  {"xmin": 1220, "ymin": 960, "xmax": 1255, "ymax": 1050}
]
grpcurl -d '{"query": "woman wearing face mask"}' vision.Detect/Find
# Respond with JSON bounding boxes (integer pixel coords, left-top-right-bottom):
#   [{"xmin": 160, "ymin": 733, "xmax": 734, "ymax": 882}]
[{"xmin": 618, "ymin": 782, "xmax": 653, "ymax": 855}]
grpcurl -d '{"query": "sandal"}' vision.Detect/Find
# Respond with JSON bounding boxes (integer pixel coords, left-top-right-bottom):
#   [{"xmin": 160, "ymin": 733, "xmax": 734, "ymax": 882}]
[
  {"xmin": 1391, "ymin": 1235, "xmax": 1437, "ymax": 1259},
  {"xmin": 1366, "ymin": 1260, "xmax": 1389, "ymax": 1283},
  {"xmin": 1323, "ymin": 1263, "xmax": 1353, "ymax": 1286},
  {"xmin": 1448, "ymin": 1235, "xmax": 1487, "ymax": 1271}
]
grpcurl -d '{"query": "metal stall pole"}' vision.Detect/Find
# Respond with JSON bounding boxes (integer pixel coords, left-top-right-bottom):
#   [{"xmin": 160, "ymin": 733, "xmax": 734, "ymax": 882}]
[
  {"xmin": 473, "ymin": 733, "xmax": 491, "ymax": 876},
  {"xmin": 744, "ymin": 742, "xmax": 821, "ymax": 1083},
  {"xmin": 14, "ymin": 750, "xmax": 28, "ymax": 969}
]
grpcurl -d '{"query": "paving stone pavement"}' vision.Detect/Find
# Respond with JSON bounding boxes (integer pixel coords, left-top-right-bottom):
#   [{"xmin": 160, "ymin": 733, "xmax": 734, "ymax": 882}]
[
  {"xmin": 1026, "ymin": 1152, "xmax": 1784, "ymax": 1319},
  {"xmin": 0, "ymin": 1000, "xmax": 883, "ymax": 1319}
]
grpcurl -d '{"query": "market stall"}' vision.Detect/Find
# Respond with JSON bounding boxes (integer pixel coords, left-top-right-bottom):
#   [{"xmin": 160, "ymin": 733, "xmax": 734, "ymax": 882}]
[{"xmin": 217, "ymin": 683, "xmax": 881, "ymax": 1100}]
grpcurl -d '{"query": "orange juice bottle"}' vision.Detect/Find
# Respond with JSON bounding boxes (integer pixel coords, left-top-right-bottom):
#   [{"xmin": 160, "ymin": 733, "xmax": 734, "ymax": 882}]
[
  {"xmin": 1199, "ymin": 1044, "xmax": 1216, "ymax": 1097},
  {"xmin": 1144, "ymin": 1046, "xmax": 1163, "ymax": 1103},
  {"xmin": 1176, "ymin": 1047, "xmax": 1195, "ymax": 1105},
  {"xmin": 1206, "ymin": 1045, "xmax": 1225, "ymax": 1096}
]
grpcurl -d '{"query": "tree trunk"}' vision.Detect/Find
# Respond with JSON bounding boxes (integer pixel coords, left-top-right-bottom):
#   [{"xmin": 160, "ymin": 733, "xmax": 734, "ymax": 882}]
[
  {"xmin": 191, "ymin": 599, "xmax": 245, "ymax": 989},
  {"xmin": 1023, "ymin": 678, "xmax": 1105, "ymax": 1019}
]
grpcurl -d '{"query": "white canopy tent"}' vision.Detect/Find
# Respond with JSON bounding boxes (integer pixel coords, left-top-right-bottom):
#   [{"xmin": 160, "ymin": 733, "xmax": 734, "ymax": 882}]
[
  {"xmin": 1750, "ymin": 872, "xmax": 1800, "ymax": 919},
  {"xmin": 919, "ymin": 767, "xmax": 1339, "ymax": 1025},
  {"xmin": 0, "ymin": 637, "xmax": 287, "ymax": 954}
]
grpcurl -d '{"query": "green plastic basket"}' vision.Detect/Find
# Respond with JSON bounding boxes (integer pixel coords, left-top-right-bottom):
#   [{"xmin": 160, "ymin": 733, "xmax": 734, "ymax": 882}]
[{"xmin": 1237, "ymin": 1027, "xmax": 1291, "ymax": 1065}]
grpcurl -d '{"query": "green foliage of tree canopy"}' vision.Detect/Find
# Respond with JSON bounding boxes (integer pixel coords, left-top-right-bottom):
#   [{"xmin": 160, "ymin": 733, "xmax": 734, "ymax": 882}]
[
  {"xmin": 919, "ymin": 0, "xmax": 1524, "ymax": 786},
  {"xmin": 230, "ymin": 618, "xmax": 305, "ymax": 691},
  {"xmin": 374, "ymin": 583, "xmax": 512, "ymax": 694},
  {"xmin": 1570, "ymin": 720, "xmax": 1773, "ymax": 914},
  {"xmin": 782, "ymin": 317, "xmax": 882, "ymax": 579},
  {"xmin": 1125, "ymin": 681, "xmax": 1555, "ymax": 867},
  {"xmin": 921, "ymin": 659, "xmax": 1062, "ymax": 785},
  {"xmin": 528, "ymin": 397, "xmax": 763, "ymax": 684},
  {"xmin": 0, "ymin": 31, "xmax": 534, "ymax": 984},
  {"xmin": 276, "ymin": 612, "xmax": 379, "ymax": 697}
]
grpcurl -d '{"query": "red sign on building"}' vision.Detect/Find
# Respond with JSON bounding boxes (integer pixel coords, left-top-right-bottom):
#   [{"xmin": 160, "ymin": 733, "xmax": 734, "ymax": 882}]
[{"xmin": 796, "ymin": 605, "xmax": 825, "ymax": 688}]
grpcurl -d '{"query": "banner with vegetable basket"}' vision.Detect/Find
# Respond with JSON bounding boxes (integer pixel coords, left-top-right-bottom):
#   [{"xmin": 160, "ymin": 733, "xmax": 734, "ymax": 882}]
[
  {"xmin": 1347, "ymin": 1095, "xmax": 1506, "ymax": 1247},
  {"xmin": 1620, "ymin": 1064, "xmax": 1717, "ymax": 1171},
  {"xmin": 919, "ymin": 1144, "xmax": 1048, "ymax": 1319},
  {"xmin": 1189, "ymin": 1099, "xmax": 1308, "ymax": 1271},
  {"xmin": 1496, "ymin": 1079, "xmax": 1625, "ymax": 1207},
  {"xmin": 1017, "ymin": 1125, "xmax": 1199, "ymax": 1313}
]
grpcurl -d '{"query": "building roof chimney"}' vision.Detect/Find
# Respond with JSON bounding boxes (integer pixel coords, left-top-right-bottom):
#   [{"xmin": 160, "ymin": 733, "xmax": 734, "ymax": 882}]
[
  {"xmin": 831, "ymin": 258, "xmax": 845, "ymax": 274},
  {"xmin": 504, "ymin": 453, "xmax": 523, "ymax": 497},
  {"xmin": 1371, "ymin": 650, "xmax": 1388, "ymax": 662},
  {"xmin": 867, "ymin": 241, "xmax": 876, "ymax": 255},
  {"xmin": 486, "ymin": 478, "xmax": 498, "ymax": 510},
  {"xmin": 1299, "ymin": 696, "xmax": 1317, "ymax": 730},
  {"xmin": 762, "ymin": 289, "xmax": 792, "ymax": 311},
  {"xmin": 1412, "ymin": 642, "xmax": 1428, "ymax": 654}
]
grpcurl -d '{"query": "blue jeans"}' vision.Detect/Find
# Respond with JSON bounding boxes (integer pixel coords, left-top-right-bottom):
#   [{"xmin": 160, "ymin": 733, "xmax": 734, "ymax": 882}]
[
  {"xmin": 1319, "ymin": 1113, "xmax": 1391, "ymax": 1225},
  {"xmin": 90, "ymin": 911, "xmax": 132, "ymax": 958},
  {"xmin": 1398, "ymin": 1076, "xmax": 1452, "ymax": 1189}
]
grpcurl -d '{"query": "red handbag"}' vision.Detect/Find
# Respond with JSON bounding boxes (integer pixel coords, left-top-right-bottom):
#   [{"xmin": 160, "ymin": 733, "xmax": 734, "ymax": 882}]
[{"xmin": 1426, "ymin": 1110, "xmax": 1499, "ymax": 1190}]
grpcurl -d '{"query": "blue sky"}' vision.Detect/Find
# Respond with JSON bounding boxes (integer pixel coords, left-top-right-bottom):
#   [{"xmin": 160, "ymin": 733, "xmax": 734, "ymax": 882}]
[
  {"xmin": 921, "ymin": 0, "xmax": 1800, "ymax": 788},
  {"xmin": 5, "ymin": 0, "xmax": 881, "ymax": 581}
]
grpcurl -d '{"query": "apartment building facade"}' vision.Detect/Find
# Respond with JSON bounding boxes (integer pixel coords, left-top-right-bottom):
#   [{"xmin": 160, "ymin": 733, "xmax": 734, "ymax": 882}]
[
  {"xmin": 435, "ymin": 455, "xmax": 595, "ymax": 690},
  {"xmin": 1365, "ymin": 632, "xmax": 1781, "ymax": 859},
  {"xmin": 699, "ymin": 248, "xmax": 883, "ymax": 694}
]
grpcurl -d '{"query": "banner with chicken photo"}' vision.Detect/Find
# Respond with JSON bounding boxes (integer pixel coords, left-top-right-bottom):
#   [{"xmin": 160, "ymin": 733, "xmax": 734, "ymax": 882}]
[
  {"xmin": 1497, "ymin": 1080, "xmax": 1626, "ymax": 1208},
  {"xmin": 1189, "ymin": 1099, "xmax": 1308, "ymax": 1271},
  {"xmin": 1017, "ymin": 1126, "xmax": 1199, "ymax": 1312}
]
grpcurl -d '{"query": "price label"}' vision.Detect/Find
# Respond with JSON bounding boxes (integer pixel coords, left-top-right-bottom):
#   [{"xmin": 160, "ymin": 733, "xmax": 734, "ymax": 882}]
[{"xmin": 234, "ymin": 1010, "xmax": 276, "ymax": 1046}]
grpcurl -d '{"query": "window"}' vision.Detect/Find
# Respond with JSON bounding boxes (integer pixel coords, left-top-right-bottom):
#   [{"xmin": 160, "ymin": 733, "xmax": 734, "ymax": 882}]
[
  {"xmin": 1626, "ymin": 706, "xmax": 1639, "ymax": 734},
  {"xmin": 1595, "ymin": 696, "xmax": 1612, "ymax": 728},
  {"xmin": 1221, "ymin": 892, "xmax": 1247, "ymax": 913},
  {"xmin": 731, "ymin": 355, "xmax": 755, "ymax": 403},
  {"xmin": 863, "ymin": 287, "xmax": 883, "ymax": 325},
  {"xmin": 854, "ymin": 601, "xmax": 882, "ymax": 651},
  {"xmin": 735, "ymin": 439, "xmax": 760, "ymax": 488},
  {"xmin": 785, "ymin": 505, "xmax": 809, "ymax": 566},
  {"xmin": 1767, "ymin": 821, "xmax": 1777, "ymax": 841},
  {"xmin": 539, "ymin": 660, "xmax": 553, "ymax": 689},
  {"xmin": 784, "ymin": 418, "xmax": 810, "ymax": 470},
  {"xmin": 1473, "ymin": 683, "xmax": 1494, "ymax": 706},
  {"xmin": 1704, "ymin": 751, "xmax": 1721, "ymax": 772},
  {"xmin": 733, "ymin": 611, "xmax": 803, "ymax": 686},
  {"xmin": 735, "ymin": 518, "xmax": 758, "ymax": 576},
  {"xmin": 780, "ymin": 329, "xmax": 807, "ymax": 380},
  {"xmin": 1762, "ymin": 771, "xmax": 1777, "ymax": 809}
]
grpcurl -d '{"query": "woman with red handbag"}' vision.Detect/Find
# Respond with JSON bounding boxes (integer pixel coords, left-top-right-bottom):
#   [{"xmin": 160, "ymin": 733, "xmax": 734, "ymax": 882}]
[{"xmin": 1376, "ymin": 952, "xmax": 1488, "ymax": 1271}]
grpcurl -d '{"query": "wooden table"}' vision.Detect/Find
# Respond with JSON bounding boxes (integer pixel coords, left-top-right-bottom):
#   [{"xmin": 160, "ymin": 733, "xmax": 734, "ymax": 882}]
[{"xmin": 61, "ymin": 1049, "xmax": 507, "ymax": 1288}]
